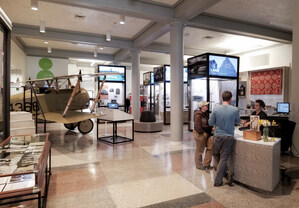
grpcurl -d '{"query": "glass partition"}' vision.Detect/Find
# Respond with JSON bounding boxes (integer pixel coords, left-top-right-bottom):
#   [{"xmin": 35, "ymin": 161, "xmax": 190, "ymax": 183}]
[
  {"xmin": 189, "ymin": 78, "xmax": 207, "ymax": 130},
  {"xmin": 209, "ymin": 78, "xmax": 237, "ymax": 111}
]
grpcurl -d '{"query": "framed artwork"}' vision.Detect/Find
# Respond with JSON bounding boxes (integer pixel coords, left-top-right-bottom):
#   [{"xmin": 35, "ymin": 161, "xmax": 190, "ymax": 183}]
[{"xmin": 250, "ymin": 115, "xmax": 260, "ymax": 131}]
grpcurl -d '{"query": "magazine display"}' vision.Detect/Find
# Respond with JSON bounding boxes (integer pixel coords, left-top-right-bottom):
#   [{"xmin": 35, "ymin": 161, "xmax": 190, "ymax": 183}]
[{"xmin": 0, "ymin": 134, "xmax": 47, "ymax": 193}]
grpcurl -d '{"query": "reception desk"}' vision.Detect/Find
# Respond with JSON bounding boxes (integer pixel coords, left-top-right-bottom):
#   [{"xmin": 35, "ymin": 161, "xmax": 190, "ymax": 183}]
[{"xmin": 232, "ymin": 129, "xmax": 281, "ymax": 191}]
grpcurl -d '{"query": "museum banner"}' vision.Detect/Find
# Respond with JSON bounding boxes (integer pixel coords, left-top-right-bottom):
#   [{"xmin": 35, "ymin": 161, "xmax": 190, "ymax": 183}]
[{"xmin": 250, "ymin": 68, "xmax": 282, "ymax": 95}]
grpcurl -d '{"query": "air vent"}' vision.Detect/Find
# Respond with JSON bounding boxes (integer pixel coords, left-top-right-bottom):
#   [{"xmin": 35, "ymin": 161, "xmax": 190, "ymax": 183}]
[
  {"xmin": 74, "ymin": 14, "xmax": 86, "ymax": 20},
  {"xmin": 249, "ymin": 54, "xmax": 269, "ymax": 67}
]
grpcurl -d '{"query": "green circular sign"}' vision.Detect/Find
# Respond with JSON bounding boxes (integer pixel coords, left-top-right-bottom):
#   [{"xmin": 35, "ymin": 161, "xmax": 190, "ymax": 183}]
[{"xmin": 39, "ymin": 58, "xmax": 52, "ymax": 70}]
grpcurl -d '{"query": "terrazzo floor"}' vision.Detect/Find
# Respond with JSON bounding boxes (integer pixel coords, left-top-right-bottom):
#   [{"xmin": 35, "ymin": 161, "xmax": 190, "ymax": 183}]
[{"xmin": 2, "ymin": 121, "xmax": 299, "ymax": 208}]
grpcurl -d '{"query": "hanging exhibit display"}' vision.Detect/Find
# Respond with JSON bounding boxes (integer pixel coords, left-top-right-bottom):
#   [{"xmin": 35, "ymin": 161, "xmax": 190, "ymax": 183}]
[
  {"xmin": 153, "ymin": 65, "xmax": 189, "ymax": 125},
  {"xmin": 98, "ymin": 65, "xmax": 126, "ymax": 110},
  {"xmin": 143, "ymin": 72, "xmax": 155, "ymax": 112},
  {"xmin": 188, "ymin": 53, "xmax": 239, "ymax": 131}
]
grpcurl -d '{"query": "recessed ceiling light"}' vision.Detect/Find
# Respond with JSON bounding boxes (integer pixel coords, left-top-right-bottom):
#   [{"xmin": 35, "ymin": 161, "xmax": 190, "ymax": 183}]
[
  {"xmin": 31, "ymin": 0, "xmax": 38, "ymax": 11},
  {"xmin": 47, "ymin": 45, "xmax": 51, "ymax": 53},
  {"xmin": 106, "ymin": 31, "xmax": 111, "ymax": 41},
  {"xmin": 44, "ymin": 41, "xmax": 48, "ymax": 44},
  {"xmin": 119, "ymin": 15, "xmax": 125, "ymax": 24},
  {"xmin": 40, "ymin": 21, "xmax": 45, "ymax": 33}
]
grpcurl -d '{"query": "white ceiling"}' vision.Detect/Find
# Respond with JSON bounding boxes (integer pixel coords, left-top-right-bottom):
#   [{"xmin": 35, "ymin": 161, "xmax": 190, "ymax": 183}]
[{"xmin": 0, "ymin": 0, "xmax": 293, "ymax": 67}]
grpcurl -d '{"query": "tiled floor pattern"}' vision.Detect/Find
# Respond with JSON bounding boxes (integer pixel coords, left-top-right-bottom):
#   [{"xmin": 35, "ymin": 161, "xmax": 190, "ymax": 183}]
[{"xmin": 3, "ymin": 122, "xmax": 299, "ymax": 207}]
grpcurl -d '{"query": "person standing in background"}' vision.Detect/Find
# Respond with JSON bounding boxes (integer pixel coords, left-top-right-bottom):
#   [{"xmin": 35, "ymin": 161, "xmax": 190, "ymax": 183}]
[
  {"xmin": 193, "ymin": 101, "xmax": 213, "ymax": 170},
  {"xmin": 209, "ymin": 91, "xmax": 240, "ymax": 186},
  {"xmin": 125, "ymin": 96, "xmax": 131, "ymax": 113}
]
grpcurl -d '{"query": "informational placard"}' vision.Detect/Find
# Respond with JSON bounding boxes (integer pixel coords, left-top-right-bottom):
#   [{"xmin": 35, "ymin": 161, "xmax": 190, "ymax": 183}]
[
  {"xmin": 154, "ymin": 66, "xmax": 164, "ymax": 82},
  {"xmin": 143, "ymin": 72, "xmax": 151, "ymax": 86},
  {"xmin": 98, "ymin": 65, "xmax": 125, "ymax": 82}
]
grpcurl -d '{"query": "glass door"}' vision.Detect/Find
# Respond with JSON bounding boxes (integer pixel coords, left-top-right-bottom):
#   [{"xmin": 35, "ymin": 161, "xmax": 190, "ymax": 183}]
[{"xmin": 0, "ymin": 29, "xmax": 3, "ymax": 139}]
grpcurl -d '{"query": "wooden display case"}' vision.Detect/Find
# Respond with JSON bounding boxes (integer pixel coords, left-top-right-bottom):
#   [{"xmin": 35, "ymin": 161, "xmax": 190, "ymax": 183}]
[{"xmin": 0, "ymin": 133, "xmax": 51, "ymax": 208}]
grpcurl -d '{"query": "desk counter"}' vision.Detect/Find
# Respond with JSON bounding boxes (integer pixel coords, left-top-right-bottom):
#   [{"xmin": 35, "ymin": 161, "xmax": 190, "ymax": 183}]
[{"xmin": 232, "ymin": 129, "xmax": 281, "ymax": 191}]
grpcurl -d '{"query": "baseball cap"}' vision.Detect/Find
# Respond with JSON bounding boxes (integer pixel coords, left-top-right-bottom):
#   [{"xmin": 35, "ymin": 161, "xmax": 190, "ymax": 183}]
[{"xmin": 198, "ymin": 101, "xmax": 210, "ymax": 108}]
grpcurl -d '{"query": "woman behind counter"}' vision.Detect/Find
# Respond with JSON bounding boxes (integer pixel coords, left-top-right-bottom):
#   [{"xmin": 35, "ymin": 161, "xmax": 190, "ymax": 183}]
[{"xmin": 242, "ymin": 99, "xmax": 267, "ymax": 128}]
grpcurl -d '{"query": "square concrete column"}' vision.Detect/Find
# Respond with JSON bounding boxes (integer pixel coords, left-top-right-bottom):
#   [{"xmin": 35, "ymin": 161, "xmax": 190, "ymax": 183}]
[
  {"xmin": 131, "ymin": 49, "xmax": 141, "ymax": 120},
  {"xmin": 170, "ymin": 22, "xmax": 185, "ymax": 141}
]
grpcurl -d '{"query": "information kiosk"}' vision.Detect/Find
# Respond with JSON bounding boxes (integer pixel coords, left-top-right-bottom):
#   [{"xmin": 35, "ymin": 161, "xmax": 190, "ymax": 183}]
[{"xmin": 188, "ymin": 53, "xmax": 239, "ymax": 131}]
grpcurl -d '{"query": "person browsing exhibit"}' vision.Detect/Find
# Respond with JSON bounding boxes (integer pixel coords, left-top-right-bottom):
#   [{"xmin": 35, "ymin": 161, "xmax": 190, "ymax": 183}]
[
  {"xmin": 209, "ymin": 91, "xmax": 240, "ymax": 187},
  {"xmin": 193, "ymin": 101, "xmax": 213, "ymax": 170}
]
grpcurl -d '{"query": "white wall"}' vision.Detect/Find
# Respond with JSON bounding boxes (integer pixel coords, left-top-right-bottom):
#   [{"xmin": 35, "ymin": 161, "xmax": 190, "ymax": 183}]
[
  {"xmin": 238, "ymin": 44, "xmax": 292, "ymax": 72},
  {"xmin": 10, "ymin": 41, "xmax": 27, "ymax": 95},
  {"xmin": 236, "ymin": 44, "xmax": 292, "ymax": 108},
  {"xmin": 27, "ymin": 56, "xmax": 68, "ymax": 79}
]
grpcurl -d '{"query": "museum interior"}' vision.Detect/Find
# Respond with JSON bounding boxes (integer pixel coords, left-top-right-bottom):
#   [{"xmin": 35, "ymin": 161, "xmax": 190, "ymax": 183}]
[{"xmin": 0, "ymin": 0, "xmax": 299, "ymax": 207}]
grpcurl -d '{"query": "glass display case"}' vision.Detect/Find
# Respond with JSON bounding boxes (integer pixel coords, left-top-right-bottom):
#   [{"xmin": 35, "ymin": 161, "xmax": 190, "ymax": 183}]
[
  {"xmin": 143, "ymin": 72, "xmax": 155, "ymax": 112},
  {"xmin": 188, "ymin": 53, "xmax": 239, "ymax": 131},
  {"xmin": 154, "ymin": 65, "xmax": 189, "ymax": 124},
  {"xmin": 0, "ymin": 133, "xmax": 51, "ymax": 207},
  {"xmin": 98, "ymin": 65, "xmax": 126, "ymax": 111}
]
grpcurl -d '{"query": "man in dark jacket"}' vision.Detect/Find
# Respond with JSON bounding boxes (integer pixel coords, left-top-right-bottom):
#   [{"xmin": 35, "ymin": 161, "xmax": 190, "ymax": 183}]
[{"xmin": 193, "ymin": 101, "xmax": 213, "ymax": 170}]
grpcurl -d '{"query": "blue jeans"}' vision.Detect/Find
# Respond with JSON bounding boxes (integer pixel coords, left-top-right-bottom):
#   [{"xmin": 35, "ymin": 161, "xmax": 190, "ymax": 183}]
[{"xmin": 212, "ymin": 136, "xmax": 234, "ymax": 185}]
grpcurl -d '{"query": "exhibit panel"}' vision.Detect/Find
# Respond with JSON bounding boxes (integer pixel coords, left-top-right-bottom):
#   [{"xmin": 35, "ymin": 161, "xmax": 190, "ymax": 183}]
[
  {"xmin": 154, "ymin": 65, "xmax": 189, "ymax": 124},
  {"xmin": 98, "ymin": 65, "xmax": 126, "ymax": 110},
  {"xmin": 143, "ymin": 72, "xmax": 154, "ymax": 112},
  {"xmin": 188, "ymin": 53, "xmax": 239, "ymax": 131}
]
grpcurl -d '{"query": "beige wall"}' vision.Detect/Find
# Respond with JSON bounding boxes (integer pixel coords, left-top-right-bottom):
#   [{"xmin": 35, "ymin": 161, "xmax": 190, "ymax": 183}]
[{"xmin": 11, "ymin": 40, "xmax": 27, "ymax": 95}]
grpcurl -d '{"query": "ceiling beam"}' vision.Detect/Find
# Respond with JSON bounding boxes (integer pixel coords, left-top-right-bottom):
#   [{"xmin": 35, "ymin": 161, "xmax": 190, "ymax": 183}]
[
  {"xmin": 25, "ymin": 47, "xmax": 114, "ymax": 60},
  {"xmin": 133, "ymin": 23, "xmax": 170, "ymax": 48},
  {"xmin": 12, "ymin": 37, "xmax": 25, "ymax": 53},
  {"xmin": 175, "ymin": 0, "xmax": 222, "ymax": 20},
  {"xmin": 40, "ymin": 0, "xmax": 173, "ymax": 22},
  {"xmin": 114, "ymin": 0, "xmax": 222, "ymax": 62},
  {"xmin": 143, "ymin": 43, "xmax": 225, "ymax": 56},
  {"xmin": 12, "ymin": 24, "xmax": 132, "ymax": 49},
  {"xmin": 189, "ymin": 13, "xmax": 292, "ymax": 43},
  {"xmin": 114, "ymin": 49, "xmax": 131, "ymax": 62}
]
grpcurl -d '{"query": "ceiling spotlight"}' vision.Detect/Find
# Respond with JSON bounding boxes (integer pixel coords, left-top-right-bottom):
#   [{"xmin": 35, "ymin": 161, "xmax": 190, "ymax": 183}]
[
  {"xmin": 47, "ymin": 45, "xmax": 51, "ymax": 53},
  {"xmin": 31, "ymin": 0, "xmax": 38, "ymax": 11},
  {"xmin": 106, "ymin": 31, "xmax": 111, "ymax": 41},
  {"xmin": 99, "ymin": 46, "xmax": 104, "ymax": 50},
  {"xmin": 119, "ymin": 15, "xmax": 125, "ymax": 25},
  {"xmin": 94, "ymin": 50, "xmax": 97, "ymax": 57},
  {"xmin": 44, "ymin": 41, "xmax": 48, "ymax": 44},
  {"xmin": 40, "ymin": 21, "xmax": 45, "ymax": 33}
]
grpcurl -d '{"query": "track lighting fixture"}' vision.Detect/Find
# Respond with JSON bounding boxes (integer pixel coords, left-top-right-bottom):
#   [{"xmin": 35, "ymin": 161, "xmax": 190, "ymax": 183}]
[
  {"xmin": 119, "ymin": 15, "xmax": 125, "ymax": 24},
  {"xmin": 99, "ymin": 46, "xmax": 104, "ymax": 50},
  {"xmin": 106, "ymin": 31, "xmax": 111, "ymax": 41},
  {"xmin": 40, "ymin": 21, "xmax": 45, "ymax": 33},
  {"xmin": 31, "ymin": 0, "xmax": 38, "ymax": 11},
  {"xmin": 47, "ymin": 45, "xmax": 51, "ymax": 53}
]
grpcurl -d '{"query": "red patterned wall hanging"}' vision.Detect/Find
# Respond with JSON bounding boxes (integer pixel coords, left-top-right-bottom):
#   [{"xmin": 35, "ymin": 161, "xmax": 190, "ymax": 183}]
[{"xmin": 251, "ymin": 69, "xmax": 282, "ymax": 95}]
